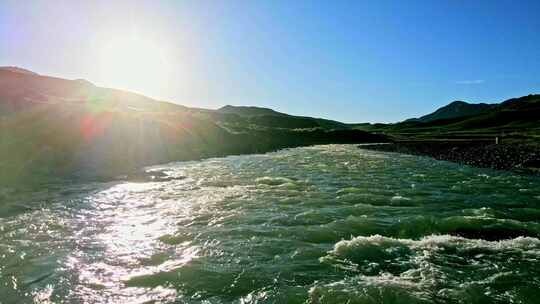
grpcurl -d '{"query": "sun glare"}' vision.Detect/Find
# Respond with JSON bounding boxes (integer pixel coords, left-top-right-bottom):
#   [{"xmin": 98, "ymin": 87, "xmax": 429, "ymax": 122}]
[{"xmin": 97, "ymin": 35, "xmax": 171, "ymax": 94}]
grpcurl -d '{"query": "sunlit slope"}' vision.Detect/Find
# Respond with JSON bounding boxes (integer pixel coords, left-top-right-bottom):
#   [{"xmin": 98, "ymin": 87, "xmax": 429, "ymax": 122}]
[
  {"xmin": 0, "ymin": 68, "xmax": 187, "ymax": 114},
  {"xmin": 0, "ymin": 68, "xmax": 386, "ymax": 185},
  {"xmin": 0, "ymin": 103, "xmax": 232, "ymax": 182}
]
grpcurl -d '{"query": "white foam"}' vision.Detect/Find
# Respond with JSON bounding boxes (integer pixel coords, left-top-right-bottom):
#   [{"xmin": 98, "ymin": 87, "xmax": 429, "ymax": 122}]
[
  {"xmin": 255, "ymin": 176, "xmax": 293, "ymax": 186},
  {"xmin": 330, "ymin": 234, "xmax": 540, "ymax": 258}
]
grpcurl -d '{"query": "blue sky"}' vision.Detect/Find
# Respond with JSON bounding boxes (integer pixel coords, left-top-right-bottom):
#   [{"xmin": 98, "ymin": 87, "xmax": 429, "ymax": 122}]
[{"xmin": 1, "ymin": 0, "xmax": 539, "ymax": 122}]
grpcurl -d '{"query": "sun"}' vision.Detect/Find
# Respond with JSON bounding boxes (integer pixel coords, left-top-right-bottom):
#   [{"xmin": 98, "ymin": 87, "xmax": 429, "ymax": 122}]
[{"xmin": 97, "ymin": 35, "xmax": 171, "ymax": 95}]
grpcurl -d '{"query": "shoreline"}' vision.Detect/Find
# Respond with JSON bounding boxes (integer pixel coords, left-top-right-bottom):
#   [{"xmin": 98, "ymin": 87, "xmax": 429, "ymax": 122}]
[
  {"xmin": 1, "ymin": 131, "xmax": 390, "ymax": 189},
  {"xmin": 360, "ymin": 141, "xmax": 540, "ymax": 175}
]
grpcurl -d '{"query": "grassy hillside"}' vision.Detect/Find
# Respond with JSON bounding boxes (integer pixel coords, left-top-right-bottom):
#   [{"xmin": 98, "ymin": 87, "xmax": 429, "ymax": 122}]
[{"xmin": 0, "ymin": 67, "xmax": 387, "ymax": 186}]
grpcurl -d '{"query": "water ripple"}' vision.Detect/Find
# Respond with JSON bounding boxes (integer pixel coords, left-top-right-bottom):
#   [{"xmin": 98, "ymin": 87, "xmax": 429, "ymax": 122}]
[{"xmin": 1, "ymin": 145, "xmax": 540, "ymax": 303}]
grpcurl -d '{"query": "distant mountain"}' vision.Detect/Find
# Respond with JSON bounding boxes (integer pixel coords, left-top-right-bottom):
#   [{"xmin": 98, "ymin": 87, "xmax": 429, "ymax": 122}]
[
  {"xmin": 0, "ymin": 67, "xmax": 386, "ymax": 185},
  {"xmin": 409, "ymin": 95, "xmax": 540, "ymax": 128},
  {"xmin": 499, "ymin": 94, "xmax": 540, "ymax": 110},
  {"xmin": 370, "ymin": 94, "xmax": 540, "ymax": 143},
  {"xmin": 405, "ymin": 95, "xmax": 540, "ymax": 126},
  {"xmin": 218, "ymin": 105, "xmax": 288, "ymax": 117},
  {"xmin": 407, "ymin": 100, "xmax": 496, "ymax": 123},
  {"xmin": 214, "ymin": 105, "xmax": 319, "ymax": 129},
  {"xmin": 446, "ymin": 94, "xmax": 540, "ymax": 130},
  {"xmin": 216, "ymin": 105, "xmax": 349, "ymax": 130}
]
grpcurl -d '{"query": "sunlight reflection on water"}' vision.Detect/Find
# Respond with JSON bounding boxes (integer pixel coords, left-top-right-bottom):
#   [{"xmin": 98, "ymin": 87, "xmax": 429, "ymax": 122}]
[{"xmin": 64, "ymin": 182, "xmax": 193, "ymax": 301}]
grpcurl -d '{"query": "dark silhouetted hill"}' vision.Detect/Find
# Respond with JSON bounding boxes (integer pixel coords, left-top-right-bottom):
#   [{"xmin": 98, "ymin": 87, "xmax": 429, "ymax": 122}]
[
  {"xmin": 406, "ymin": 100, "xmax": 496, "ymax": 123},
  {"xmin": 218, "ymin": 105, "xmax": 288, "ymax": 117},
  {"xmin": 359, "ymin": 95, "xmax": 540, "ymax": 173},
  {"xmin": 216, "ymin": 105, "xmax": 349, "ymax": 130},
  {"xmin": 0, "ymin": 67, "xmax": 387, "ymax": 186},
  {"xmin": 358, "ymin": 94, "xmax": 540, "ymax": 143}
]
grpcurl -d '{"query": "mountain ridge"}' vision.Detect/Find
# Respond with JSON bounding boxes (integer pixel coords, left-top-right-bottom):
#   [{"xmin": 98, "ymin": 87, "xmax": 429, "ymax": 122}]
[
  {"xmin": 217, "ymin": 105, "xmax": 288, "ymax": 117},
  {"xmin": 353, "ymin": 94, "xmax": 540, "ymax": 145},
  {"xmin": 406, "ymin": 100, "xmax": 496, "ymax": 123},
  {"xmin": 0, "ymin": 66, "xmax": 39, "ymax": 75}
]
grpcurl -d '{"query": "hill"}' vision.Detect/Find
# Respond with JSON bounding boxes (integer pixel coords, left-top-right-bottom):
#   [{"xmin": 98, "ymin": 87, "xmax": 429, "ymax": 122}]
[
  {"xmin": 0, "ymin": 67, "xmax": 187, "ymax": 115},
  {"xmin": 217, "ymin": 105, "xmax": 288, "ymax": 117},
  {"xmin": 357, "ymin": 94, "xmax": 540, "ymax": 143},
  {"xmin": 0, "ymin": 66, "xmax": 39, "ymax": 76},
  {"xmin": 358, "ymin": 95, "xmax": 540, "ymax": 173},
  {"xmin": 0, "ymin": 67, "xmax": 386, "ymax": 186},
  {"xmin": 215, "ymin": 105, "xmax": 349, "ymax": 130},
  {"xmin": 406, "ymin": 100, "xmax": 496, "ymax": 123}
]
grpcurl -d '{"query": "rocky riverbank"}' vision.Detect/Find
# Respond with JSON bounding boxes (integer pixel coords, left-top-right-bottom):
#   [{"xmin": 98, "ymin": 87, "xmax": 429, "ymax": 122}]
[{"xmin": 360, "ymin": 141, "xmax": 540, "ymax": 174}]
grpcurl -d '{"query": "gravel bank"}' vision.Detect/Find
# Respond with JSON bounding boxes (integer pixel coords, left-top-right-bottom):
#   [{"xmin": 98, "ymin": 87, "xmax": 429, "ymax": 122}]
[{"xmin": 361, "ymin": 141, "xmax": 540, "ymax": 174}]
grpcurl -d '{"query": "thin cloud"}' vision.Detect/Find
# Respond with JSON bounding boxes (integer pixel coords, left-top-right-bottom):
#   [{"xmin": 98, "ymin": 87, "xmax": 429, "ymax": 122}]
[{"xmin": 455, "ymin": 79, "xmax": 485, "ymax": 85}]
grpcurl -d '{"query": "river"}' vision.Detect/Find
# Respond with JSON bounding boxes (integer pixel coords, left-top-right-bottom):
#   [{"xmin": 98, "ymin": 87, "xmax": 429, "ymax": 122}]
[{"xmin": 1, "ymin": 145, "xmax": 539, "ymax": 303}]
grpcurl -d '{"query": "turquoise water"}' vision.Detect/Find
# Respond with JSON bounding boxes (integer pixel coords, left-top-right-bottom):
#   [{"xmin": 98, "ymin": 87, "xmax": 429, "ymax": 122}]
[{"xmin": 1, "ymin": 145, "xmax": 540, "ymax": 303}]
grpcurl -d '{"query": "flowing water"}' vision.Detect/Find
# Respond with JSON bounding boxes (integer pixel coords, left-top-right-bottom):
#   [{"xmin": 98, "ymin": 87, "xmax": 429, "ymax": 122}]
[{"xmin": 1, "ymin": 145, "xmax": 540, "ymax": 303}]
